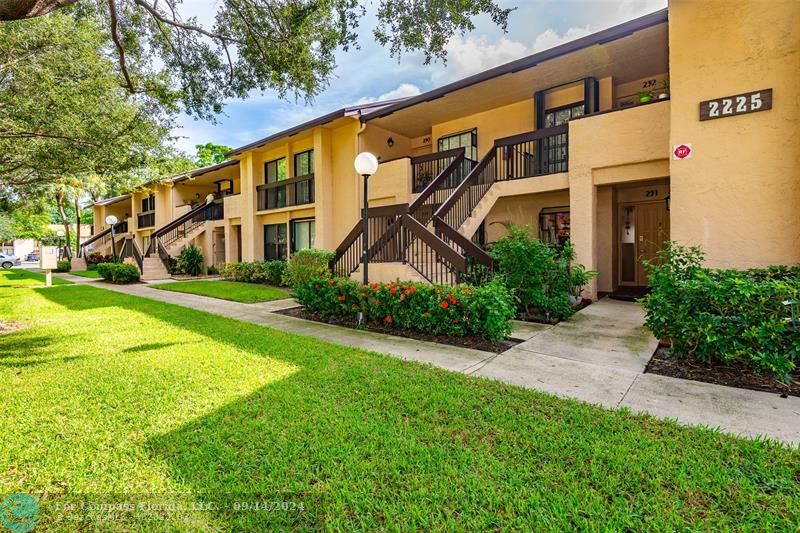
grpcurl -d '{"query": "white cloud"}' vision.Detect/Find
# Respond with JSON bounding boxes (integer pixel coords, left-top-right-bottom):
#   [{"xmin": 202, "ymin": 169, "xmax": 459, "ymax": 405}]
[
  {"xmin": 354, "ymin": 83, "xmax": 421, "ymax": 105},
  {"xmin": 531, "ymin": 25, "xmax": 593, "ymax": 53},
  {"xmin": 437, "ymin": 36, "xmax": 530, "ymax": 80},
  {"xmin": 432, "ymin": 0, "xmax": 666, "ymax": 84}
]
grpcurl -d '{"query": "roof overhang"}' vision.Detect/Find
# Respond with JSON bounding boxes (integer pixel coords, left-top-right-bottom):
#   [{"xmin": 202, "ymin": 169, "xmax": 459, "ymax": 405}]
[
  {"xmin": 362, "ymin": 9, "xmax": 668, "ymax": 137},
  {"xmin": 94, "ymin": 193, "xmax": 130, "ymax": 207},
  {"xmin": 171, "ymin": 159, "xmax": 240, "ymax": 184},
  {"xmin": 226, "ymin": 98, "xmax": 408, "ymax": 156}
]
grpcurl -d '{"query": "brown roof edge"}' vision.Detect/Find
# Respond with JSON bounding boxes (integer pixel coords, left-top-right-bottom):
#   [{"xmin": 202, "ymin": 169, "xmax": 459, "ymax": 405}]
[
  {"xmin": 171, "ymin": 158, "xmax": 240, "ymax": 184},
  {"xmin": 94, "ymin": 193, "xmax": 131, "ymax": 207},
  {"xmin": 361, "ymin": 8, "xmax": 669, "ymax": 122},
  {"xmin": 93, "ymin": 159, "xmax": 241, "ymax": 206},
  {"xmin": 225, "ymin": 97, "xmax": 410, "ymax": 157},
  {"xmin": 226, "ymin": 108, "xmax": 346, "ymax": 157}
]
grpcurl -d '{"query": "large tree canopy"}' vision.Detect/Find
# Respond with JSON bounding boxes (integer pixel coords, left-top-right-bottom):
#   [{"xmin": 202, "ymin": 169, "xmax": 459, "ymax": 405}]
[
  {"xmin": 0, "ymin": 0, "xmax": 512, "ymax": 119},
  {"xmin": 0, "ymin": 13, "xmax": 172, "ymax": 191}
]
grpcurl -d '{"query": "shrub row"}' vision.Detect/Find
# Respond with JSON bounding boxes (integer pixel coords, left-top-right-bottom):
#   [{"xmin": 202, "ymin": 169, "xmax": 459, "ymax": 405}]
[
  {"xmin": 87, "ymin": 252, "xmax": 113, "ymax": 265},
  {"xmin": 218, "ymin": 260, "xmax": 287, "ymax": 286},
  {"xmin": 295, "ymin": 277, "xmax": 515, "ymax": 341},
  {"xmin": 96, "ymin": 262, "xmax": 140, "ymax": 284},
  {"xmin": 55, "ymin": 260, "xmax": 71, "ymax": 272},
  {"xmin": 640, "ymin": 242, "xmax": 800, "ymax": 381},
  {"xmin": 219, "ymin": 249, "xmax": 335, "ymax": 287}
]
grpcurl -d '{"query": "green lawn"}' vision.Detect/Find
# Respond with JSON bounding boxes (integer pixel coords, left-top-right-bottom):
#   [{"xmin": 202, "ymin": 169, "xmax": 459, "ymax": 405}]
[
  {"xmin": 0, "ymin": 268, "xmax": 71, "ymax": 287},
  {"xmin": 0, "ymin": 284, "xmax": 798, "ymax": 530},
  {"xmin": 151, "ymin": 280, "xmax": 290, "ymax": 303},
  {"xmin": 67, "ymin": 269, "xmax": 102, "ymax": 279}
]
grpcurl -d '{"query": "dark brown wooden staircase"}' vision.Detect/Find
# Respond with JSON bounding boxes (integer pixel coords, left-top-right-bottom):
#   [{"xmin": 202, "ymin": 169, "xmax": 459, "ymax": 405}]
[{"xmin": 330, "ymin": 124, "xmax": 569, "ymax": 284}]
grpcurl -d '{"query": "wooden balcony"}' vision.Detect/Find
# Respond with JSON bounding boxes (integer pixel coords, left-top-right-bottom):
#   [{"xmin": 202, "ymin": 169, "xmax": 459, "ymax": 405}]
[
  {"xmin": 256, "ymin": 174, "xmax": 314, "ymax": 211},
  {"xmin": 137, "ymin": 211, "xmax": 155, "ymax": 229}
]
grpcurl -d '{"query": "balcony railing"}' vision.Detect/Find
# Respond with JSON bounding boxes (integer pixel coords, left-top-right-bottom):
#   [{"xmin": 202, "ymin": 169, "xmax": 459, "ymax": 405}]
[
  {"xmin": 203, "ymin": 199, "xmax": 224, "ymax": 221},
  {"xmin": 137, "ymin": 211, "xmax": 155, "ymax": 228},
  {"xmin": 257, "ymin": 174, "xmax": 314, "ymax": 211},
  {"xmin": 411, "ymin": 148, "xmax": 474, "ymax": 193}
]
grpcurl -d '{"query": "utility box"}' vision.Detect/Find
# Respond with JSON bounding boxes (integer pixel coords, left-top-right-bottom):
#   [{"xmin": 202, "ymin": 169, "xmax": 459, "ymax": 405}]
[{"xmin": 40, "ymin": 246, "xmax": 59, "ymax": 270}]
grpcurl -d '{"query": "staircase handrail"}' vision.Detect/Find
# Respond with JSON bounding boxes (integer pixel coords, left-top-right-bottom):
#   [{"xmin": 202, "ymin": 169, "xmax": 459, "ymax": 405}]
[
  {"xmin": 400, "ymin": 214, "xmax": 467, "ymax": 274},
  {"xmin": 78, "ymin": 220, "xmax": 127, "ymax": 253},
  {"xmin": 409, "ymin": 148, "xmax": 465, "ymax": 216},
  {"xmin": 432, "ymin": 216, "xmax": 493, "ymax": 268}
]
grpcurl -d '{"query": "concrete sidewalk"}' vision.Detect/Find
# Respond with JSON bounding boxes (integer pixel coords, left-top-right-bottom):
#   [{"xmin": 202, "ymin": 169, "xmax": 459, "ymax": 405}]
[{"xmin": 54, "ymin": 274, "xmax": 800, "ymax": 445}]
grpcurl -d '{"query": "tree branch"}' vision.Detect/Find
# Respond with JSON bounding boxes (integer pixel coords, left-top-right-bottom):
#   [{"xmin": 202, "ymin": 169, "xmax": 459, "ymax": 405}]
[
  {"xmin": 107, "ymin": 0, "xmax": 136, "ymax": 93},
  {"xmin": 132, "ymin": 0, "xmax": 242, "ymax": 44},
  {"xmin": 0, "ymin": 130, "xmax": 102, "ymax": 146},
  {"xmin": 0, "ymin": 0, "xmax": 79, "ymax": 21}
]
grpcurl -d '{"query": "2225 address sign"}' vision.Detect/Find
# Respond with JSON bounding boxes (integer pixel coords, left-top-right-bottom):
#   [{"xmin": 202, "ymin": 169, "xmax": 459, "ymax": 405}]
[{"xmin": 699, "ymin": 89, "xmax": 772, "ymax": 121}]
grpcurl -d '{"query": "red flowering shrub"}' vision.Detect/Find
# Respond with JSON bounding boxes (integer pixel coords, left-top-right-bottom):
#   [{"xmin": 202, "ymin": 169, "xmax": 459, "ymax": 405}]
[{"xmin": 294, "ymin": 277, "xmax": 515, "ymax": 340}]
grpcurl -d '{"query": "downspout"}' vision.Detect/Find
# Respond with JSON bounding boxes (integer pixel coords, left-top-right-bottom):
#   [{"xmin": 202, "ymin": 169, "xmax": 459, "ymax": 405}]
[{"xmin": 355, "ymin": 116, "xmax": 368, "ymax": 218}]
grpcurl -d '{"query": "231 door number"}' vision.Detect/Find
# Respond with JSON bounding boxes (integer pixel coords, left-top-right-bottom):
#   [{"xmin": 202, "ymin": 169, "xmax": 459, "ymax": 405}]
[{"xmin": 699, "ymin": 89, "xmax": 772, "ymax": 121}]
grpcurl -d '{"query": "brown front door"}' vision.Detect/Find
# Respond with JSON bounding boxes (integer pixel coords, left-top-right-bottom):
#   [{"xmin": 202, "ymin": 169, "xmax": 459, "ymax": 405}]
[{"xmin": 635, "ymin": 202, "xmax": 670, "ymax": 284}]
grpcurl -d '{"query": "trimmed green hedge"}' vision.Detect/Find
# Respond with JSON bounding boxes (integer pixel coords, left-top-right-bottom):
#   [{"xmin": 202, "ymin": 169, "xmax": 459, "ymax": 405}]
[
  {"xmin": 640, "ymin": 242, "xmax": 800, "ymax": 381},
  {"xmin": 282, "ymin": 249, "xmax": 334, "ymax": 288},
  {"xmin": 96, "ymin": 262, "xmax": 140, "ymax": 284},
  {"xmin": 295, "ymin": 277, "xmax": 515, "ymax": 341},
  {"xmin": 218, "ymin": 260, "xmax": 287, "ymax": 286}
]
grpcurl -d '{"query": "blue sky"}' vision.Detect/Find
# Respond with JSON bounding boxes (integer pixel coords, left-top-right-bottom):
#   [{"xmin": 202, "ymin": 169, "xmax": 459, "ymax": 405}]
[{"xmin": 175, "ymin": 0, "xmax": 667, "ymax": 154}]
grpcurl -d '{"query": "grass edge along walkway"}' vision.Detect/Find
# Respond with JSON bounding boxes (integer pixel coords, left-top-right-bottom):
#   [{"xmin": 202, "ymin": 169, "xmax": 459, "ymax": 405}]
[
  {"xmin": 150, "ymin": 279, "xmax": 290, "ymax": 303},
  {"xmin": 0, "ymin": 282, "xmax": 798, "ymax": 530},
  {"xmin": 0, "ymin": 269, "xmax": 71, "ymax": 287}
]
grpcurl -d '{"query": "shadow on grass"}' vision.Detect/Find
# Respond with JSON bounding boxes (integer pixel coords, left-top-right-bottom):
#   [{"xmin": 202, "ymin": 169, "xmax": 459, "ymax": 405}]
[
  {"xmin": 0, "ymin": 330, "xmax": 85, "ymax": 368},
  {"xmin": 27, "ymin": 284, "xmax": 800, "ymax": 530}
]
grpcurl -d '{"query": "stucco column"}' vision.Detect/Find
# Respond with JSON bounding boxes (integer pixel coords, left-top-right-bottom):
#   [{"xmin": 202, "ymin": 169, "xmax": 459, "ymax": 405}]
[
  {"xmin": 569, "ymin": 166, "xmax": 599, "ymax": 300},
  {"xmin": 239, "ymin": 154, "xmax": 260, "ymax": 261},
  {"xmin": 223, "ymin": 221, "xmax": 235, "ymax": 263},
  {"xmin": 314, "ymin": 128, "xmax": 334, "ymax": 250}
]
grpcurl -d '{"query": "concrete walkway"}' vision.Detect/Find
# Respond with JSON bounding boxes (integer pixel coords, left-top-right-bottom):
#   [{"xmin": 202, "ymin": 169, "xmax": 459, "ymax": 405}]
[{"xmin": 52, "ymin": 272, "xmax": 800, "ymax": 445}]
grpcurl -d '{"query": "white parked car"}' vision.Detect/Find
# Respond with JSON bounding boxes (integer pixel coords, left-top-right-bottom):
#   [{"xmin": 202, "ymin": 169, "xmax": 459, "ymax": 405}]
[{"xmin": 0, "ymin": 253, "xmax": 21, "ymax": 269}]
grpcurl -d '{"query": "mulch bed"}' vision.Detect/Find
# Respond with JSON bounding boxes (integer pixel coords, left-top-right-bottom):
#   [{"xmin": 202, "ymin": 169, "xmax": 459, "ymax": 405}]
[
  {"xmin": 516, "ymin": 299, "xmax": 592, "ymax": 325},
  {"xmin": 645, "ymin": 345, "xmax": 800, "ymax": 398},
  {"xmin": 276, "ymin": 306, "xmax": 519, "ymax": 354}
]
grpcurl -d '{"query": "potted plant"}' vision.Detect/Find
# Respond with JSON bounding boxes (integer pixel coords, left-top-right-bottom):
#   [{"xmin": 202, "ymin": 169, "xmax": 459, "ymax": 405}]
[
  {"xmin": 638, "ymin": 90, "xmax": 653, "ymax": 104},
  {"xmin": 568, "ymin": 265, "xmax": 598, "ymax": 306},
  {"xmin": 657, "ymin": 76, "xmax": 670, "ymax": 100}
]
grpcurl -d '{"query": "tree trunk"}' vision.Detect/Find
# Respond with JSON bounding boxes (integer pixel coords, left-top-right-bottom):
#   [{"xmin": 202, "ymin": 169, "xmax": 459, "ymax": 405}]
[
  {"xmin": 55, "ymin": 189, "xmax": 73, "ymax": 260},
  {"xmin": 0, "ymin": 0, "xmax": 79, "ymax": 20},
  {"xmin": 74, "ymin": 194, "xmax": 81, "ymax": 258}
]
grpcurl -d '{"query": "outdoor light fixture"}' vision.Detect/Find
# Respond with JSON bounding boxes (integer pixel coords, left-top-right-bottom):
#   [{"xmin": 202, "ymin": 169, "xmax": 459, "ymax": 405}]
[
  {"xmin": 105, "ymin": 215, "xmax": 119, "ymax": 262},
  {"xmin": 56, "ymin": 230, "xmax": 65, "ymax": 260},
  {"xmin": 386, "ymin": 137, "xmax": 395, "ymax": 148},
  {"xmin": 665, "ymin": 194, "xmax": 671, "ymax": 212},
  {"xmin": 354, "ymin": 151, "xmax": 379, "ymax": 287}
]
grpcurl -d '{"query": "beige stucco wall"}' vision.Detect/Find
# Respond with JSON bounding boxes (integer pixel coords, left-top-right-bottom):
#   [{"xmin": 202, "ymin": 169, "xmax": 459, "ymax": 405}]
[
  {"xmin": 368, "ymin": 158, "xmax": 413, "ymax": 206},
  {"xmin": 484, "ymin": 189, "xmax": 570, "ymax": 243},
  {"xmin": 431, "ymin": 99, "xmax": 533, "ymax": 157},
  {"xmin": 234, "ymin": 118, "xmax": 363, "ymax": 260},
  {"xmin": 568, "ymin": 100, "xmax": 671, "ymax": 297},
  {"xmin": 668, "ymin": 0, "xmax": 800, "ymax": 268}
]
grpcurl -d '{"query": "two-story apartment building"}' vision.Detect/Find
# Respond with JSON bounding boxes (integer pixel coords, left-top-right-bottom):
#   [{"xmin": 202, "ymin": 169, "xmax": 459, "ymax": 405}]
[
  {"xmin": 84, "ymin": 160, "xmax": 239, "ymax": 279},
  {"xmin": 86, "ymin": 0, "xmax": 799, "ymax": 295}
]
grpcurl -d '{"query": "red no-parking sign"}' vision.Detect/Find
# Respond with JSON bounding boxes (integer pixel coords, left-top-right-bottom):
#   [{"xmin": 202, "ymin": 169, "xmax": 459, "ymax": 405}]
[{"xmin": 673, "ymin": 144, "xmax": 692, "ymax": 160}]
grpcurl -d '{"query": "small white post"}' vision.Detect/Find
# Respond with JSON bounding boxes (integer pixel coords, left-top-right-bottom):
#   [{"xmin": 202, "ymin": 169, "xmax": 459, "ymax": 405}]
[{"xmin": 45, "ymin": 269, "xmax": 52, "ymax": 287}]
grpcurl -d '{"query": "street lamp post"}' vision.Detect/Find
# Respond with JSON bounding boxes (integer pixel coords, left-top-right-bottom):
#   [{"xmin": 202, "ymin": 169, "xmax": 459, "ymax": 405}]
[
  {"xmin": 56, "ymin": 230, "xmax": 65, "ymax": 260},
  {"xmin": 354, "ymin": 152, "xmax": 379, "ymax": 285},
  {"xmin": 105, "ymin": 215, "xmax": 119, "ymax": 262}
]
